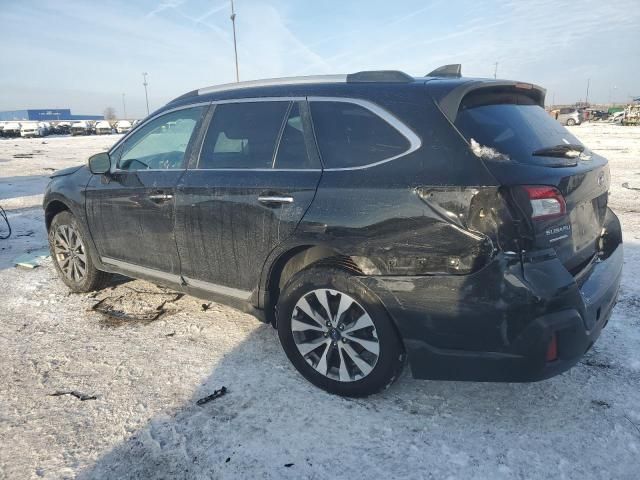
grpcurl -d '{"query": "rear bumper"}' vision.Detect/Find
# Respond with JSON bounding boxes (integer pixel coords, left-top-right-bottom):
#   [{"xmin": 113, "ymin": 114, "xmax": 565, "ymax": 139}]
[{"xmin": 358, "ymin": 209, "xmax": 623, "ymax": 382}]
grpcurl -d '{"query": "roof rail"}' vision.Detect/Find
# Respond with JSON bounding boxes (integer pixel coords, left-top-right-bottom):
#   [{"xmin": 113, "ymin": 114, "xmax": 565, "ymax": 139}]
[
  {"xmin": 196, "ymin": 70, "xmax": 416, "ymax": 95},
  {"xmin": 346, "ymin": 70, "xmax": 414, "ymax": 83},
  {"xmin": 426, "ymin": 64, "xmax": 462, "ymax": 78},
  {"xmin": 198, "ymin": 75, "xmax": 347, "ymax": 95}
]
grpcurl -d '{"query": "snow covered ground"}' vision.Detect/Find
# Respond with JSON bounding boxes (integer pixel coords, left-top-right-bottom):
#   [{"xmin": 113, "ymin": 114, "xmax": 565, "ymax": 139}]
[{"xmin": 0, "ymin": 125, "xmax": 639, "ymax": 479}]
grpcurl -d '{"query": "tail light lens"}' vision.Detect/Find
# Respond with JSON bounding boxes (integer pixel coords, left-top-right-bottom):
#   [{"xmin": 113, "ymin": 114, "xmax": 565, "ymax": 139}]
[{"xmin": 523, "ymin": 186, "xmax": 566, "ymax": 220}]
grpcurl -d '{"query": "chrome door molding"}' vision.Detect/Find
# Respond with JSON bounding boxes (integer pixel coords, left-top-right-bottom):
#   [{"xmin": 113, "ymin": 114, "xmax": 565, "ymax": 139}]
[{"xmin": 100, "ymin": 257, "xmax": 252, "ymax": 301}]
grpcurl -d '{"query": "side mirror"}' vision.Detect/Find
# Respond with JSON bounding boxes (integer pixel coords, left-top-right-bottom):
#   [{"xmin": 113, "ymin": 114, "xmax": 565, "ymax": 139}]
[{"xmin": 88, "ymin": 152, "xmax": 111, "ymax": 174}]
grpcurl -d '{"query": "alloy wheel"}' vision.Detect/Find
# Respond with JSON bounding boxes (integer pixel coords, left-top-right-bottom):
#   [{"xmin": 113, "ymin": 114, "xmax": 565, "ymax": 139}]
[
  {"xmin": 52, "ymin": 224, "xmax": 87, "ymax": 283},
  {"xmin": 291, "ymin": 288, "xmax": 380, "ymax": 382}
]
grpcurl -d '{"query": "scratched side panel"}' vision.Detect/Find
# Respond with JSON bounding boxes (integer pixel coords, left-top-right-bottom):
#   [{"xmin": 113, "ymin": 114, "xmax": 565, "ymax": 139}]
[{"xmin": 175, "ymin": 169, "xmax": 321, "ymax": 292}]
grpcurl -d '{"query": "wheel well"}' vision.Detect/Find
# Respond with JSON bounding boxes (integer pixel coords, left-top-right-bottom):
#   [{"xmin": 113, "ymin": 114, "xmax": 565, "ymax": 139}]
[
  {"xmin": 265, "ymin": 246, "xmax": 363, "ymax": 326},
  {"xmin": 45, "ymin": 200, "xmax": 70, "ymax": 231}
]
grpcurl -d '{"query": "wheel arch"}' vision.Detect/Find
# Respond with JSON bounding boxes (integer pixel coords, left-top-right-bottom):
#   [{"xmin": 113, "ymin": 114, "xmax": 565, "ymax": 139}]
[
  {"xmin": 44, "ymin": 199, "xmax": 71, "ymax": 231},
  {"xmin": 262, "ymin": 245, "xmax": 365, "ymax": 325}
]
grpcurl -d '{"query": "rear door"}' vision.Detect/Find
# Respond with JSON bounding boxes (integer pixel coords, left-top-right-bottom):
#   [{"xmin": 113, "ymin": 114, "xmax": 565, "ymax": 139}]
[
  {"xmin": 86, "ymin": 105, "xmax": 206, "ymax": 275},
  {"xmin": 175, "ymin": 99, "xmax": 322, "ymax": 298},
  {"xmin": 452, "ymin": 90, "xmax": 609, "ymax": 273}
]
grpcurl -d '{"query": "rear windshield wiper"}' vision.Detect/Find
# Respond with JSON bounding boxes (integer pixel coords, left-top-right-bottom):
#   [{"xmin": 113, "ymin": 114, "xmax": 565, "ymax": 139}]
[{"xmin": 532, "ymin": 144, "xmax": 585, "ymax": 158}]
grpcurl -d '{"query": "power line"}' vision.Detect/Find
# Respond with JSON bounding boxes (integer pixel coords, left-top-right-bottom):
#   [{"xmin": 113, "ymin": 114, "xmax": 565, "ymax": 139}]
[{"xmin": 230, "ymin": 0, "xmax": 239, "ymax": 82}]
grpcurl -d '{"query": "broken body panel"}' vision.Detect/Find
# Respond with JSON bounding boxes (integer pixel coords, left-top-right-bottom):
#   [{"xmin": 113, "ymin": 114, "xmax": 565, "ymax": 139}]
[{"xmin": 43, "ymin": 74, "xmax": 623, "ymax": 382}]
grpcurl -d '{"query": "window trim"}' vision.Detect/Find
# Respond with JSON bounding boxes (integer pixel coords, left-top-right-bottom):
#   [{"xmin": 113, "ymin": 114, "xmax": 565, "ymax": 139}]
[
  {"xmin": 108, "ymin": 102, "xmax": 210, "ymax": 173},
  {"xmin": 307, "ymin": 96, "xmax": 422, "ymax": 171},
  {"xmin": 123, "ymin": 96, "xmax": 421, "ymax": 173}
]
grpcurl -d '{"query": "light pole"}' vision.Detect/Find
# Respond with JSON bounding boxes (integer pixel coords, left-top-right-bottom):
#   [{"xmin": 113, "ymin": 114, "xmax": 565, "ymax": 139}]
[
  {"xmin": 230, "ymin": 0, "xmax": 239, "ymax": 82},
  {"xmin": 493, "ymin": 62, "xmax": 498, "ymax": 79},
  {"xmin": 122, "ymin": 93, "xmax": 127, "ymax": 120},
  {"xmin": 142, "ymin": 72, "xmax": 150, "ymax": 116},
  {"xmin": 585, "ymin": 78, "xmax": 590, "ymax": 106}
]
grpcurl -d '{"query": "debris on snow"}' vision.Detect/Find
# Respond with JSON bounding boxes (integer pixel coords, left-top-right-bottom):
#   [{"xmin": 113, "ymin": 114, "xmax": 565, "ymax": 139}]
[
  {"xmin": 469, "ymin": 138, "xmax": 510, "ymax": 161},
  {"xmin": 201, "ymin": 303, "xmax": 211, "ymax": 311},
  {"xmin": 90, "ymin": 290, "xmax": 184, "ymax": 326},
  {"xmin": 49, "ymin": 391, "xmax": 97, "ymax": 401},
  {"xmin": 284, "ymin": 463, "xmax": 294, "ymax": 468},
  {"xmin": 14, "ymin": 249, "xmax": 50, "ymax": 269},
  {"xmin": 591, "ymin": 400, "xmax": 611, "ymax": 408},
  {"xmin": 582, "ymin": 359, "xmax": 612, "ymax": 369},
  {"xmin": 196, "ymin": 386, "xmax": 228, "ymax": 406},
  {"xmin": 622, "ymin": 182, "xmax": 640, "ymax": 191}
]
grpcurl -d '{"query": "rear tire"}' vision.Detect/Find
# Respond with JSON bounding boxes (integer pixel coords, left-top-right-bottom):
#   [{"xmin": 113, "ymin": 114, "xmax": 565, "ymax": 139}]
[
  {"xmin": 48, "ymin": 211, "xmax": 111, "ymax": 293},
  {"xmin": 277, "ymin": 265, "xmax": 405, "ymax": 397},
  {"xmin": 566, "ymin": 118, "xmax": 576, "ymax": 126}
]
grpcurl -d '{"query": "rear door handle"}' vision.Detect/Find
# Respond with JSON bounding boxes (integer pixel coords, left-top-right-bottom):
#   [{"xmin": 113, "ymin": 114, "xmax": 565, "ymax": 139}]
[{"xmin": 258, "ymin": 195, "xmax": 294, "ymax": 205}]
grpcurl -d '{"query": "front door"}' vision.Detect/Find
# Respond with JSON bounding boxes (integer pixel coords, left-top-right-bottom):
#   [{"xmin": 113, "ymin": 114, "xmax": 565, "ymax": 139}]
[
  {"xmin": 175, "ymin": 100, "xmax": 322, "ymax": 298},
  {"xmin": 86, "ymin": 105, "xmax": 206, "ymax": 275}
]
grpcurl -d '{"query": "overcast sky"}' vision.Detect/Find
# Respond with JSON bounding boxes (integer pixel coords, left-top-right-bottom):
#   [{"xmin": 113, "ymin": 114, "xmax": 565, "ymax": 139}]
[{"xmin": 1, "ymin": 0, "xmax": 639, "ymax": 118}]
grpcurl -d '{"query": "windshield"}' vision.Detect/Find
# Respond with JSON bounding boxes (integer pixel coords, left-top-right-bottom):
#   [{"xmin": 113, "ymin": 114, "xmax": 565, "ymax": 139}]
[{"xmin": 455, "ymin": 103, "xmax": 584, "ymax": 166}]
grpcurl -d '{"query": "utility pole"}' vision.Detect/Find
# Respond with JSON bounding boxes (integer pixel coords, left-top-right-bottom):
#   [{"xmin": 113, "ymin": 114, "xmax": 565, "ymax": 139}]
[
  {"xmin": 122, "ymin": 93, "xmax": 127, "ymax": 120},
  {"xmin": 230, "ymin": 0, "xmax": 240, "ymax": 82},
  {"xmin": 585, "ymin": 78, "xmax": 590, "ymax": 106},
  {"xmin": 493, "ymin": 62, "xmax": 498, "ymax": 79},
  {"xmin": 609, "ymin": 85, "xmax": 617, "ymax": 104},
  {"xmin": 142, "ymin": 72, "xmax": 150, "ymax": 116}
]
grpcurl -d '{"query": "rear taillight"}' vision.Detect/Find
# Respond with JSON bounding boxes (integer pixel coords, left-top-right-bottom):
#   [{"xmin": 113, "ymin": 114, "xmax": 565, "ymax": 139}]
[{"xmin": 523, "ymin": 186, "xmax": 566, "ymax": 220}]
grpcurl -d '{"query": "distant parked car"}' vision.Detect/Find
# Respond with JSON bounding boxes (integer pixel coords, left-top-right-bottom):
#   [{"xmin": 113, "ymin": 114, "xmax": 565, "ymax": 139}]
[
  {"xmin": 51, "ymin": 122, "xmax": 71, "ymax": 135},
  {"xmin": 71, "ymin": 121, "xmax": 90, "ymax": 136},
  {"xmin": 1, "ymin": 122, "xmax": 22, "ymax": 138},
  {"xmin": 20, "ymin": 122, "xmax": 43, "ymax": 138},
  {"xmin": 115, "ymin": 120, "xmax": 132, "ymax": 134},
  {"xmin": 586, "ymin": 109, "xmax": 608, "ymax": 121},
  {"xmin": 609, "ymin": 111, "xmax": 625, "ymax": 123},
  {"xmin": 554, "ymin": 107, "xmax": 583, "ymax": 126},
  {"xmin": 95, "ymin": 121, "xmax": 112, "ymax": 135}
]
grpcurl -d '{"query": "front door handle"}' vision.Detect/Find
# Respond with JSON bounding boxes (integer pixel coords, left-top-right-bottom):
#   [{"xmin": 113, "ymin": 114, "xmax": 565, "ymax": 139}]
[
  {"xmin": 148, "ymin": 192, "xmax": 174, "ymax": 203},
  {"xmin": 258, "ymin": 195, "xmax": 294, "ymax": 206}
]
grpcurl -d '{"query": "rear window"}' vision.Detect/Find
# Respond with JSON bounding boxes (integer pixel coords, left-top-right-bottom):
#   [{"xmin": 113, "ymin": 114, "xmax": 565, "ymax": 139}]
[
  {"xmin": 310, "ymin": 101, "xmax": 409, "ymax": 168},
  {"xmin": 455, "ymin": 100, "xmax": 584, "ymax": 166}
]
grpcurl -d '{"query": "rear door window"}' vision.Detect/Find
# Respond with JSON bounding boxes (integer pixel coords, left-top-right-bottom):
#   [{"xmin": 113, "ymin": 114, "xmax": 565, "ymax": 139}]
[
  {"xmin": 310, "ymin": 101, "xmax": 409, "ymax": 168},
  {"xmin": 273, "ymin": 103, "xmax": 319, "ymax": 169},
  {"xmin": 198, "ymin": 101, "xmax": 289, "ymax": 169}
]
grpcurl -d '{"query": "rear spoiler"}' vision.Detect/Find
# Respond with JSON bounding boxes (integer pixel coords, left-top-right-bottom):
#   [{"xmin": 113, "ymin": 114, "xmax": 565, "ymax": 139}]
[{"xmin": 427, "ymin": 80, "xmax": 547, "ymax": 122}]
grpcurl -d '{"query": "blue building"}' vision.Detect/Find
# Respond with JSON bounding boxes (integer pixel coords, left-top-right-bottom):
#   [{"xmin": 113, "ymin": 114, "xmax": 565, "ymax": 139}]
[{"xmin": 0, "ymin": 109, "xmax": 103, "ymax": 121}]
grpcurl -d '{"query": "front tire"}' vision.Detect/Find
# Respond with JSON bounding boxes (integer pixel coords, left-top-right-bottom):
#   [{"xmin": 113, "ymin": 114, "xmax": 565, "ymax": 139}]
[
  {"xmin": 277, "ymin": 266, "xmax": 405, "ymax": 397},
  {"xmin": 566, "ymin": 118, "xmax": 576, "ymax": 126},
  {"xmin": 48, "ymin": 211, "xmax": 111, "ymax": 292}
]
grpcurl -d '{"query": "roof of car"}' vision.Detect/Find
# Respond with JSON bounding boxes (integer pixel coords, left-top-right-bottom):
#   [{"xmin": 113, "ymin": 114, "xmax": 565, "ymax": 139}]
[{"xmin": 163, "ymin": 67, "xmax": 546, "ymax": 120}]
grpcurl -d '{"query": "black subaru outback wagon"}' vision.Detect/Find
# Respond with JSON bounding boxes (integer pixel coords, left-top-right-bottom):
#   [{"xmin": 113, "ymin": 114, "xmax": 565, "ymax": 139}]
[{"xmin": 44, "ymin": 66, "xmax": 623, "ymax": 397}]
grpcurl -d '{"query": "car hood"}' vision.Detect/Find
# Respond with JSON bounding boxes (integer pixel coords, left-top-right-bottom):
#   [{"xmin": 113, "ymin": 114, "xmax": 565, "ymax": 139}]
[{"xmin": 50, "ymin": 164, "xmax": 84, "ymax": 178}]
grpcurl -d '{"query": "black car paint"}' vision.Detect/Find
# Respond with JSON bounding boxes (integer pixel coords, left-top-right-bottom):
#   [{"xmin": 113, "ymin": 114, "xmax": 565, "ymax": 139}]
[{"xmin": 43, "ymin": 75, "xmax": 623, "ymax": 382}]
